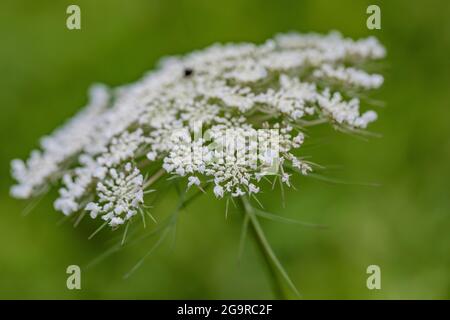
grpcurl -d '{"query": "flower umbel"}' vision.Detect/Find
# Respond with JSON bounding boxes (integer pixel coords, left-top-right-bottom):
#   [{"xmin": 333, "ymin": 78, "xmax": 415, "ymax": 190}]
[{"xmin": 10, "ymin": 32, "xmax": 385, "ymax": 229}]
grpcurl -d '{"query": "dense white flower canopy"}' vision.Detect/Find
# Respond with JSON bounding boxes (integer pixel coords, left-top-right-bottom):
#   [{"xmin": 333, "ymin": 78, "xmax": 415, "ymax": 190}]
[{"xmin": 10, "ymin": 32, "xmax": 385, "ymax": 228}]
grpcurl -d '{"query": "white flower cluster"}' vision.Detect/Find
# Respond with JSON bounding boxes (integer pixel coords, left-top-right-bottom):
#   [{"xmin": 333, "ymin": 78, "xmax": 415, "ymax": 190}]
[
  {"xmin": 85, "ymin": 163, "xmax": 144, "ymax": 227},
  {"xmin": 313, "ymin": 64, "xmax": 384, "ymax": 89},
  {"xmin": 10, "ymin": 32, "xmax": 385, "ymax": 228},
  {"xmin": 162, "ymin": 121, "xmax": 310, "ymax": 199}
]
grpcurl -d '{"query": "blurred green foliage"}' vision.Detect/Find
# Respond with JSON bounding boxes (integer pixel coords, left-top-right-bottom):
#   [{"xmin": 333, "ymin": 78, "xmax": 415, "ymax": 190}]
[{"xmin": 0, "ymin": 0, "xmax": 449, "ymax": 299}]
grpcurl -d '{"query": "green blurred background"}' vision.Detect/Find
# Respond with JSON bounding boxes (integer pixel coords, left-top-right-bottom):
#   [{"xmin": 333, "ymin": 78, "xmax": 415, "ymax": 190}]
[{"xmin": 1, "ymin": 0, "xmax": 449, "ymax": 299}]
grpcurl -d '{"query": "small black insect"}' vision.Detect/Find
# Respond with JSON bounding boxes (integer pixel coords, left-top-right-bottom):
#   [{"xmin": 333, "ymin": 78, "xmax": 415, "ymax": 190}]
[{"xmin": 183, "ymin": 68, "xmax": 194, "ymax": 77}]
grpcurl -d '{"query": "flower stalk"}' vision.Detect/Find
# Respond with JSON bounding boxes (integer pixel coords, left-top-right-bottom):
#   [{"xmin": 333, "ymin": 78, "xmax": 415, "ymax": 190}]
[{"xmin": 240, "ymin": 196, "xmax": 300, "ymax": 299}]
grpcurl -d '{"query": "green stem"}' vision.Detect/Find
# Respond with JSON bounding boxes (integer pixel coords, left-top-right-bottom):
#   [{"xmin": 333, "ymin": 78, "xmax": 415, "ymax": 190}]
[
  {"xmin": 240, "ymin": 196, "xmax": 298, "ymax": 299},
  {"xmin": 143, "ymin": 168, "xmax": 166, "ymax": 189}
]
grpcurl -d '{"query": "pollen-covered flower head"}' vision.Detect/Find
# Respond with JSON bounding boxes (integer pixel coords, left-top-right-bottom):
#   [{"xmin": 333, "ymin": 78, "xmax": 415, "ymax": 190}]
[{"xmin": 10, "ymin": 32, "xmax": 385, "ymax": 228}]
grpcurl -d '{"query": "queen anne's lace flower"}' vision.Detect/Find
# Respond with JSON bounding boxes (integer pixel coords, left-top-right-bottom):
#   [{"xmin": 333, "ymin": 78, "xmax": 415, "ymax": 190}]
[
  {"xmin": 10, "ymin": 32, "xmax": 385, "ymax": 229},
  {"xmin": 84, "ymin": 163, "xmax": 144, "ymax": 227},
  {"xmin": 313, "ymin": 64, "xmax": 384, "ymax": 90}
]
